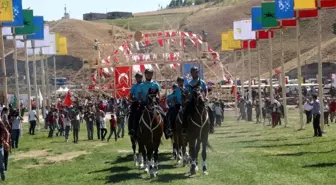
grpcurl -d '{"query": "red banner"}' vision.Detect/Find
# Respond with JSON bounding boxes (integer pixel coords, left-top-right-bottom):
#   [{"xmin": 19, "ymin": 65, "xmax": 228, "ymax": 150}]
[
  {"xmin": 320, "ymin": 0, "xmax": 336, "ymax": 8},
  {"xmin": 115, "ymin": 66, "xmax": 132, "ymax": 98},
  {"xmin": 242, "ymin": 40, "xmax": 257, "ymax": 49},
  {"xmin": 257, "ymin": 30, "xmax": 274, "ymax": 40}
]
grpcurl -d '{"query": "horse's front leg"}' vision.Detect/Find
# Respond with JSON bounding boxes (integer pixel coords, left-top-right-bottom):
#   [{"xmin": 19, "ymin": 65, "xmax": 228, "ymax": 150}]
[
  {"xmin": 188, "ymin": 138, "xmax": 197, "ymax": 175},
  {"xmin": 195, "ymin": 138, "xmax": 201, "ymax": 171},
  {"xmin": 131, "ymin": 138, "xmax": 138, "ymax": 166}
]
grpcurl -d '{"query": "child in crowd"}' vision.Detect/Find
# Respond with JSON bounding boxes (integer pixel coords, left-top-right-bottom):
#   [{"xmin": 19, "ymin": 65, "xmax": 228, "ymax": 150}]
[{"xmin": 107, "ymin": 113, "xmax": 117, "ymax": 142}]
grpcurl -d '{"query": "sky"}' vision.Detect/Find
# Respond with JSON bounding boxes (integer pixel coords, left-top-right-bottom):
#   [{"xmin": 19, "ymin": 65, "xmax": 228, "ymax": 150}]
[{"xmin": 22, "ymin": 0, "xmax": 172, "ymax": 21}]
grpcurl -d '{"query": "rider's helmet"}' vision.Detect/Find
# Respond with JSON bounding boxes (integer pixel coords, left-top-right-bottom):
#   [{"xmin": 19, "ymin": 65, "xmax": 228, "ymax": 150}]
[
  {"xmin": 177, "ymin": 77, "xmax": 184, "ymax": 82},
  {"xmin": 144, "ymin": 68, "xmax": 154, "ymax": 74},
  {"xmin": 190, "ymin": 66, "xmax": 199, "ymax": 73},
  {"xmin": 135, "ymin": 72, "xmax": 143, "ymax": 78}
]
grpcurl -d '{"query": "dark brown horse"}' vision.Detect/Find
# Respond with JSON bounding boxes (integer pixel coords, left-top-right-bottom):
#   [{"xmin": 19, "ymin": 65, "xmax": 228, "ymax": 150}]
[
  {"xmin": 138, "ymin": 91, "xmax": 164, "ymax": 177},
  {"xmin": 187, "ymin": 81, "xmax": 210, "ymax": 175}
]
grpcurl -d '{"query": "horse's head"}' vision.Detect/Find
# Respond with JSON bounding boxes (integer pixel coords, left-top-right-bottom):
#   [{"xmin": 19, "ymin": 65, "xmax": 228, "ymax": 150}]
[
  {"xmin": 190, "ymin": 80, "xmax": 205, "ymax": 106},
  {"xmin": 147, "ymin": 88, "xmax": 159, "ymax": 108}
]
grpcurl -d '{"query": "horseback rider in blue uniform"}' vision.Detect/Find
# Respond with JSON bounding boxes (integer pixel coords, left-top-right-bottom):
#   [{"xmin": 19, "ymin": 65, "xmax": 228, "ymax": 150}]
[
  {"xmin": 182, "ymin": 66, "xmax": 208, "ymax": 135},
  {"xmin": 128, "ymin": 72, "xmax": 143, "ymax": 137},
  {"xmin": 137, "ymin": 69, "xmax": 173, "ymax": 139},
  {"xmin": 170, "ymin": 77, "xmax": 185, "ymax": 131},
  {"xmin": 166, "ymin": 84, "xmax": 177, "ymax": 133}
]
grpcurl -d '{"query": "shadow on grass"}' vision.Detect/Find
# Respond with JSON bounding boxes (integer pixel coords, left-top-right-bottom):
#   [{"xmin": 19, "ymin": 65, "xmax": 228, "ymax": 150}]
[
  {"xmin": 89, "ymin": 166, "xmax": 132, "ymax": 174},
  {"xmin": 244, "ymin": 142, "xmax": 311, "ymax": 148},
  {"xmin": 303, "ymin": 162, "xmax": 336, "ymax": 168},
  {"xmin": 234, "ymin": 138, "xmax": 286, "ymax": 143},
  {"xmin": 152, "ymin": 172, "xmax": 189, "ymax": 183},
  {"xmin": 108, "ymin": 154, "xmax": 134, "ymax": 164},
  {"xmin": 106, "ymin": 172, "xmax": 142, "ymax": 183},
  {"xmin": 271, "ymin": 150, "xmax": 335, "ymax": 157}
]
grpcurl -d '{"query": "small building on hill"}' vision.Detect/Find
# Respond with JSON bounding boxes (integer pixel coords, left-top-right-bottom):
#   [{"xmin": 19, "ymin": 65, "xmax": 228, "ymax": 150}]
[
  {"xmin": 106, "ymin": 11, "xmax": 133, "ymax": 19},
  {"xmin": 83, "ymin": 13, "xmax": 107, "ymax": 20}
]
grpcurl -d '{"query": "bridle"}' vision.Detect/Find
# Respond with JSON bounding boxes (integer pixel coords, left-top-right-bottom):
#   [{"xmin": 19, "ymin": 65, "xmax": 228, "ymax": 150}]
[
  {"xmin": 140, "ymin": 94, "xmax": 162, "ymax": 143},
  {"xmin": 189, "ymin": 87, "xmax": 209, "ymax": 140}
]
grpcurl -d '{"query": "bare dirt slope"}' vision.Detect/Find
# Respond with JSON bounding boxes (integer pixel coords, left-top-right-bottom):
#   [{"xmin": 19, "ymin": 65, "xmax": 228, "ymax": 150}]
[{"xmin": 182, "ymin": 0, "xmax": 336, "ymax": 79}]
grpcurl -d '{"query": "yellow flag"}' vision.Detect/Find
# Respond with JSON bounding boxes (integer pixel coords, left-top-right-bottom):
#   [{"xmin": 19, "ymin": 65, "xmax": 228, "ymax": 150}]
[
  {"xmin": 294, "ymin": 0, "xmax": 316, "ymax": 10},
  {"xmin": 0, "ymin": 0, "xmax": 14, "ymax": 22},
  {"xmin": 57, "ymin": 36, "xmax": 68, "ymax": 55},
  {"xmin": 55, "ymin": 33, "xmax": 60, "ymax": 52},
  {"xmin": 221, "ymin": 33, "xmax": 233, "ymax": 51},
  {"xmin": 228, "ymin": 30, "xmax": 241, "ymax": 49}
]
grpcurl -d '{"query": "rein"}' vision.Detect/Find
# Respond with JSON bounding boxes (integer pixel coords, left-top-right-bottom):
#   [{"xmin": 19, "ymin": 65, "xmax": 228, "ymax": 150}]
[
  {"xmin": 140, "ymin": 102, "xmax": 162, "ymax": 143},
  {"xmin": 190, "ymin": 103, "xmax": 209, "ymax": 140}
]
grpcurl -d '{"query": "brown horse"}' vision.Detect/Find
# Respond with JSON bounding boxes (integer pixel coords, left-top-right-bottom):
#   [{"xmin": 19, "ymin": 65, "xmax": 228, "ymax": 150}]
[
  {"xmin": 187, "ymin": 81, "xmax": 210, "ymax": 175},
  {"xmin": 138, "ymin": 92, "xmax": 164, "ymax": 177}
]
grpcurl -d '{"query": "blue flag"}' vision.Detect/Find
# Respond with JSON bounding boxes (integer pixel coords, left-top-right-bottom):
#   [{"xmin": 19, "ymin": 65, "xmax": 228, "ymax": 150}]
[
  {"xmin": 182, "ymin": 63, "xmax": 204, "ymax": 85},
  {"xmin": 27, "ymin": 16, "xmax": 44, "ymax": 40},
  {"xmin": 2, "ymin": 0, "xmax": 23, "ymax": 27},
  {"xmin": 275, "ymin": 0, "xmax": 294, "ymax": 19},
  {"xmin": 251, "ymin": 7, "xmax": 262, "ymax": 31}
]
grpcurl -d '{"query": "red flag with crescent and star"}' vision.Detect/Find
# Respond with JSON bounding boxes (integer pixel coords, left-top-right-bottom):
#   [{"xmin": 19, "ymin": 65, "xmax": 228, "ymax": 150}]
[{"xmin": 115, "ymin": 66, "xmax": 132, "ymax": 98}]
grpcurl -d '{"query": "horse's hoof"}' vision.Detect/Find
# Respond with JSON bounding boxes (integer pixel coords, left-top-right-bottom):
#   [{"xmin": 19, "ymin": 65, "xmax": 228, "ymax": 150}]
[
  {"xmin": 178, "ymin": 159, "xmax": 182, "ymax": 164},
  {"xmin": 140, "ymin": 163, "xmax": 145, "ymax": 169},
  {"xmin": 195, "ymin": 166, "xmax": 199, "ymax": 172},
  {"xmin": 145, "ymin": 167, "xmax": 149, "ymax": 174},
  {"xmin": 203, "ymin": 170, "xmax": 208, "ymax": 175}
]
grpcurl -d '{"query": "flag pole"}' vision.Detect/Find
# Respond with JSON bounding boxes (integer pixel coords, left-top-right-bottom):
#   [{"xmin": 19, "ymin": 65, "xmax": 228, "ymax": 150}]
[
  {"xmin": 53, "ymin": 55, "xmax": 57, "ymax": 104},
  {"xmin": 248, "ymin": 40, "xmax": 252, "ymax": 101},
  {"xmin": 12, "ymin": 28, "xmax": 20, "ymax": 112},
  {"xmin": 241, "ymin": 50, "xmax": 245, "ymax": 98},
  {"xmin": 317, "ymin": 0, "xmax": 324, "ymax": 130},
  {"xmin": 0, "ymin": 24, "xmax": 8, "ymax": 107},
  {"xmin": 233, "ymin": 50, "xmax": 238, "ymax": 118},
  {"xmin": 296, "ymin": 11, "xmax": 304, "ymax": 130},
  {"xmin": 24, "ymin": 36, "xmax": 32, "ymax": 113},
  {"xmin": 268, "ymin": 30, "xmax": 274, "ymax": 103},
  {"xmin": 40, "ymin": 49, "xmax": 46, "ymax": 118},
  {"xmin": 32, "ymin": 41, "xmax": 40, "ymax": 126},
  {"xmin": 257, "ymin": 39, "xmax": 263, "ymax": 126},
  {"xmin": 280, "ymin": 29, "xmax": 289, "ymax": 127},
  {"xmin": 45, "ymin": 56, "xmax": 50, "ymax": 106}
]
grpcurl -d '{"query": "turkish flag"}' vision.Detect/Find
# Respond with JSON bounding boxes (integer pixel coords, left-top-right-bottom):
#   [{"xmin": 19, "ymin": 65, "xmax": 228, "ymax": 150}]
[
  {"xmin": 115, "ymin": 66, "xmax": 132, "ymax": 98},
  {"xmin": 281, "ymin": 19, "xmax": 297, "ymax": 27},
  {"xmin": 242, "ymin": 40, "xmax": 257, "ymax": 49},
  {"xmin": 63, "ymin": 91, "xmax": 73, "ymax": 107},
  {"xmin": 319, "ymin": 0, "xmax": 336, "ymax": 8},
  {"xmin": 295, "ymin": 9, "xmax": 318, "ymax": 19},
  {"xmin": 257, "ymin": 30, "xmax": 274, "ymax": 40}
]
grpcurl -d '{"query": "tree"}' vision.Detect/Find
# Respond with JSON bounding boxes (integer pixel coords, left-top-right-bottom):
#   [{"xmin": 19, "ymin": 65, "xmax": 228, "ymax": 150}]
[
  {"xmin": 194, "ymin": 0, "xmax": 205, "ymax": 5},
  {"xmin": 186, "ymin": 0, "xmax": 193, "ymax": 6}
]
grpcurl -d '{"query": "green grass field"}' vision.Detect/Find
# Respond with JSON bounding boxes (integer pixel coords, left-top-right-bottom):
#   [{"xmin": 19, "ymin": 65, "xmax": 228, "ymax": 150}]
[
  {"xmin": 99, "ymin": 13, "xmax": 187, "ymax": 31},
  {"xmin": 3, "ymin": 110, "xmax": 336, "ymax": 185}
]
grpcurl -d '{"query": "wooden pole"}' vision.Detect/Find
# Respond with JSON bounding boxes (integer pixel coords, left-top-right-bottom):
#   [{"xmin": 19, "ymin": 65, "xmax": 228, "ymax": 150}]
[
  {"xmin": 268, "ymin": 31, "xmax": 274, "ymax": 103},
  {"xmin": 0, "ymin": 25, "xmax": 9, "ymax": 107},
  {"xmin": 257, "ymin": 40, "xmax": 263, "ymax": 125},
  {"xmin": 248, "ymin": 40, "xmax": 252, "ymax": 101},
  {"xmin": 317, "ymin": 0, "xmax": 324, "ymax": 130},
  {"xmin": 24, "ymin": 37, "xmax": 32, "ymax": 112},
  {"xmin": 241, "ymin": 50, "xmax": 245, "ymax": 98},
  {"xmin": 233, "ymin": 50, "xmax": 238, "ymax": 117},
  {"xmin": 296, "ymin": 11, "xmax": 304, "ymax": 130},
  {"xmin": 32, "ymin": 41, "xmax": 40, "ymax": 123},
  {"xmin": 12, "ymin": 29, "xmax": 20, "ymax": 111},
  {"xmin": 280, "ymin": 29, "xmax": 289, "ymax": 127}
]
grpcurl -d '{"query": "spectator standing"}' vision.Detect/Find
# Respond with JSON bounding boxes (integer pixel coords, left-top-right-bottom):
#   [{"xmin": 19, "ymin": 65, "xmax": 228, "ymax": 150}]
[
  {"xmin": 304, "ymin": 99, "xmax": 313, "ymax": 124},
  {"xmin": 323, "ymin": 100, "xmax": 330, "ymax": 126},
  {"xmin": 107, "ymin": 114, "xmax": 118, "ymax": 142},
  {"xmin": 100, "ymin": 115, "xmax": 107, "ymax": 141},
  {"xmin": 11, "ymin": 111, "xmax": 22, "ymax": 149},
  {"xmin": 312, "ymin": 95, "xmax": 322, "ymax": 137},
  {"xmin": 117, "ymin": 106, "xmax": 125, "ymax": 138},
  {"xmin": 329, "ymin": 98, "xmax": 336, "ymax": 123},
  {"xmin": 63, "ymin": 113, "xmax": 71, "ymax": 143},
  {"xmin": 0, "ymin": 119, "xmax": 9, "ymax": 181},
  {"xmin": 28, "ymin": 107, "xmax": 38, "ymax": 135},
  {"xmin": 215, "ymin": 102, "xmax": 222, "ymax": 127}
]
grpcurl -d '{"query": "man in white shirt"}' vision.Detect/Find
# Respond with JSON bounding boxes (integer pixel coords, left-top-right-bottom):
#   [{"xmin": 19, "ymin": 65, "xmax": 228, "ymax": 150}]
[
  {"xmin": 28, "ymin": 108, "xmax": 39, "ymax": 135},
  {"xmin": 303, "ymin": 99, "xmax": 313, "ymax": 124}
]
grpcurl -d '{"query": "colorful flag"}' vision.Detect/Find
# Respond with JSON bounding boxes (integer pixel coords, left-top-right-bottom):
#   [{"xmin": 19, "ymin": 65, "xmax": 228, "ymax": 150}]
[
  {"xmin": 114, "ymin": 66, "xmax": 132, "ymax": 98},
  {"xmin": 2, "ymin": 0, "xmax": 23, "ymax": 27},
  {"xmin": 281, "ymin": 19, "xmax": 297, "ymax": 27},
  {"xmin": 294, "ymin": 0, "xmax": 316, "ymax": 10},
  {"xmin": 57, "ymin": 36, "xmax": 68, "ymax": 55},
  {"xmin": 221, "ymin": 33, "xmax": 233, "ymax": 51},
  {"xmin": 14, "ymin": 9, "xmax": 34, "ymax": 35},
  {"xmin": 0, "ymin": 0, "xmax": 14, "ymax": 22},
  {"xmin": 251, "ymin": 7, "xmax": 262, "ymax": 31},
  {"xmin": 234, "ymin": 19, "xmax": 256, "ymax": 40},
  {"xmin": 262, "ymin": 2, "xmax": 278, "ymax": 28},
  {"xmin": 275, "ymin": 0, "xmax": 294, "ymax": 19},
  {"xmin": 257, "ymin": 30, "xmax": 274, "ymax": 40},
  {"xmin": 296, "ymin": 9, "xmax": 318, "ymax": 18},
  {"xmin": 27, "ymin": 16, "xmax": 44, "ymax": 40},
  {"xmin": 182, "ymin": 63, "xmax": 204, "ymax": 85},
  {"xmin": 242, "ymin": 40, "xmax": 257, "ymax": 49},
  {"xmin": 320, "ymin": 0, "xmax": 336, "ymax": 8},
  {"xmin": 34, "ymin": 26, "xmax": 50, "ymax": 47},
  {"xmin": 228, "ymin": 30, "xmax": 241, "ymax": 49}
]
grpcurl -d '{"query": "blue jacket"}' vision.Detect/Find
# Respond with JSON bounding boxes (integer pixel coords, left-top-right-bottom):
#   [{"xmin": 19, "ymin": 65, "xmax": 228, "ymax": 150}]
[{"xmin": 137, "ymin": 81, "xmax": 161, "ymax": 103}]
